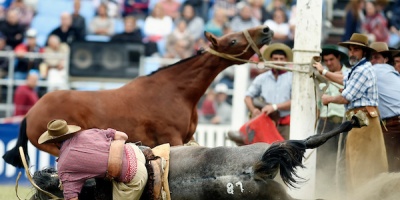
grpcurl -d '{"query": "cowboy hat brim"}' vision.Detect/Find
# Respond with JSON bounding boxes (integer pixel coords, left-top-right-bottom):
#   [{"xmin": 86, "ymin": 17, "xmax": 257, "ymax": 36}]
[
  {"xmin": 338, "ymin": 41, "xmax": 375, "ymax": 52},
  {"xmin": 263, "ymin": 43, "xmax": 293, "ymax": 62},
  {"xmin": 38, "ymin": 125, "xmax": 81, "ymax": 144}
]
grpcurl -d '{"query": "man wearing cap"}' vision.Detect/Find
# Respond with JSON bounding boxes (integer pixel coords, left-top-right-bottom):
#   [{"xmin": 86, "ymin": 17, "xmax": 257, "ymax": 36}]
[
  {"xmin": 369, "ymin": 42, "xmax": 400, "ymax": 172},
  {"xmin": 14, "ymin": 28, "xmax": 43, "ymax": 80},
  {"xmin": 321, "ymin": 33, "xmax": 388, "ymax": 191},
  {"xmin": 39, "ymin": 119, "xmax": 148, "ymax": 200},
  {"xmin": 244, "ymin": 43, "xmax": 293, "ymax": 140},
  {"xmin": 312, "ymin": 44, "xmax": 349, "ymax": 196}
]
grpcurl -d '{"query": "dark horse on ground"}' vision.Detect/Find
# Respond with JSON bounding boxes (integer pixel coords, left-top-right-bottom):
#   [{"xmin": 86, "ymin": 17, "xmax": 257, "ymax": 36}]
[
  {"xmin": 29, "ymin": 121, "xmax": 355, "ymax": 200},
  {"xmin": 3, "ymin": 26, "xmax": 273, "ymax": 168}
]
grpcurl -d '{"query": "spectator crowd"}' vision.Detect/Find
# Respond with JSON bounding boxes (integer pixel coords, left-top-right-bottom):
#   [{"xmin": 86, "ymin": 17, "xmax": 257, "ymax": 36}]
[{"xmin": 0, "ymin": 0, "xmax": 398, "ymax": 121}]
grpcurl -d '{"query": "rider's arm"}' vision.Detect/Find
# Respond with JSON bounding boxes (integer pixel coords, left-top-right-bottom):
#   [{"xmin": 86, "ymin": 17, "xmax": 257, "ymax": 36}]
[{"xmin": 114, "ymin": 131, "xmax": 128, "ymax": 141}]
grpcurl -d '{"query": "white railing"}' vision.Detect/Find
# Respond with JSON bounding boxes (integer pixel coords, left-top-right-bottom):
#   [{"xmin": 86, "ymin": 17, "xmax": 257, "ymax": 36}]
[
  {"xmin": 194, "ymin": 124, "xmax": 236, "ymax": 147},
  {"xmin": 0, "ymin": 51, "xmax": 69, "ymax": 117}
]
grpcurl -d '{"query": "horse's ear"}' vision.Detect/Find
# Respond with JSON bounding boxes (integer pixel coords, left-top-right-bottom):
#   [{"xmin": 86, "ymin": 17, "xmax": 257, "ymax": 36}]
[{"xmin": 204, "ymin": 31, "xmax": 218, "ymax": 47}]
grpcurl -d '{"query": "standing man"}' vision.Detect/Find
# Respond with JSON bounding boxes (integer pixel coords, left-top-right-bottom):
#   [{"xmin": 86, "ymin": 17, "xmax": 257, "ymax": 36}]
[
  {"xmin": 245, "ymin": 43, "xmax": 293, "ymax": 140},
  {"xmin": 321, "ymin": 33, "xmax": 388, "ymax": 192},
  {"xmin": 312, "ymin": 44, "xmax": 349, "ymax": 197},
  {"xmin": 369, "ymin": 42, "xmax": 400, "ymax": 172}
]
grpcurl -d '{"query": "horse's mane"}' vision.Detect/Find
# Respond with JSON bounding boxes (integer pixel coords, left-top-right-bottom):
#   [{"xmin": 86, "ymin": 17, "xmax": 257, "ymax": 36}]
[{"xmin": 147, "ymin": 53, "xmax": 202, "ymax": 76}]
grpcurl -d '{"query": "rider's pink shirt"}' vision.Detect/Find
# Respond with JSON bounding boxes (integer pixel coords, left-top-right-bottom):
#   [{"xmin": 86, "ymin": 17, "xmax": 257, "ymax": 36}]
[{"xmin": 57, "ymin": 128, "xmax": 137, "ymax": 200}]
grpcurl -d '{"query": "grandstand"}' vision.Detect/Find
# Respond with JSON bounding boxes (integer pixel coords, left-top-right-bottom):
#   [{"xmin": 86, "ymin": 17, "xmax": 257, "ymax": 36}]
[{"xmin": 0, "ymin": 0, "xmax": 398, "ymax": 118}]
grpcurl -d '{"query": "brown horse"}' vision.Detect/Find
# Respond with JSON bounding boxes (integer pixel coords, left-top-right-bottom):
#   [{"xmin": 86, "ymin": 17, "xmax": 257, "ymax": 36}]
[{"xmin": 4, "ymin": 26, "xmax": 273, "ymax": 167}]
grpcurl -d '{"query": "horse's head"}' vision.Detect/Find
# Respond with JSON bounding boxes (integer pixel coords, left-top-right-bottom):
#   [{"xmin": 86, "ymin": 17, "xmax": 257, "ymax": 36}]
[
  {"xmin": 31, "ymin": 168, "xmax": 100, "ymax": 200},
  {"xmin": 205, "ymin": 26, "xmax": 273, "ymax": 62}
]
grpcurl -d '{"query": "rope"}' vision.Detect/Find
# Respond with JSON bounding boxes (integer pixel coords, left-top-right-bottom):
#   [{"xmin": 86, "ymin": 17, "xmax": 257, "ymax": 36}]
[
  {"xmin": 292, "ymin": 48, "xmax": 322, "ymax": 54},
  {"xmin": 18, "ymin": 147, "xmax": 62, "ymax": 200},
  {"xmin": 261, "ymin": 61, "xmax": 309, "ymax": 73}
]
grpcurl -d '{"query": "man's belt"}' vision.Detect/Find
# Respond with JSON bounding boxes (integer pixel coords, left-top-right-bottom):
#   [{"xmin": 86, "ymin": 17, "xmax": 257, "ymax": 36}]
[
  {"xmin": 382, "ymin": 115, "xmax": 400, "ymax": 126},
  {"xmin": 346, "ymin": 106, "xmax": 379, "ymax": 118},
  {"xmin": 106, "ymin": 140, "xmax": 125, "ymax": 180}
]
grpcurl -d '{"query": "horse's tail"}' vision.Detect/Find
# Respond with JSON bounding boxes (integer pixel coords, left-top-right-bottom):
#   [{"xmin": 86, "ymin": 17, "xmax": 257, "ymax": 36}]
[
  {"xmin": 252, "ymin": 120, "xmax": 354, "ymax": 188},
  {"xmin": 253, "ymin": 141, "xmax": 306, "ymax": 188},
  {"xmin": 2, "ymin": 117, "xmax": 29, "ymax": 168}
]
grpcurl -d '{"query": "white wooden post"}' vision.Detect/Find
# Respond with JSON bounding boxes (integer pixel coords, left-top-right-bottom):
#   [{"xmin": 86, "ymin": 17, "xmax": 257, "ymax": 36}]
[
  {"xmin": 288, "ymin": 0, "xmax": 322, "ymax": 199},
  {"xmin": 231, "ymin": 64, "xmax": 250, "ymax": 130}
]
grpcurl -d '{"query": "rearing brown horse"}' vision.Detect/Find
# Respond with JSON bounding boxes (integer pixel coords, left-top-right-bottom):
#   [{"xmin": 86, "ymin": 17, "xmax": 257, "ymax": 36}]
[{"xmin": 4, "ymin": 26, "xmax": 273, "ymax": 168}]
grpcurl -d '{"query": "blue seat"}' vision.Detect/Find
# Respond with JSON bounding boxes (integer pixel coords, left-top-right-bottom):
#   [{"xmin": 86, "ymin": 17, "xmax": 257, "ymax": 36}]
[
  {"xmin": 36, "ymin": 0, "xmax": 73, "ymax": 17},
  {"xmin": 136, "ymin": 18, "xmax": 145, "ymax": 37},
  {"xmin": 114, "ymin": 18, "xmax": 125, "ymax": 34},
  {"xmin": 80, "ymin": 0, "xmax": 95, "ymax": 27},
  {"xmin": 30, "ymin": 15, "xmax": 60, "ymax": 47}
]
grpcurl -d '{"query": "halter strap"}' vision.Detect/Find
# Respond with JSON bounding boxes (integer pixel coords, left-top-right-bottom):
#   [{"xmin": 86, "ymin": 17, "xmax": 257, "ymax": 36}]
[{"xmin": 206, "ymin": 30, "xmax": 265, "ymax": 64}]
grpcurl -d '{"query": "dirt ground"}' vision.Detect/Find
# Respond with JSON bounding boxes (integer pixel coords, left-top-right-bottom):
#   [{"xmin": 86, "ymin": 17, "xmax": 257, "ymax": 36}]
[{"xmin": 0, "ymin": 185, "xmax": 34, "ymax": 200}]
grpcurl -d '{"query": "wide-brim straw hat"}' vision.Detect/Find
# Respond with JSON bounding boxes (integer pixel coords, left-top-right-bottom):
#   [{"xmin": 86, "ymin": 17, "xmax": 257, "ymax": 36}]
[
  {"xmin": 263, "ymin": 43, "xmax": 293, "ymax": 62},
  {"xmin": 321, "ymin": 44, "xmax": 349, "ymax": 64},
  {"xmin": 38, "ymin": 119, "xmax": 81, "ymax": 144},
  {"xmin": 338, "ymin": 33, "xmax": 374, "ymax": 52},
  {"xmin": 370, "ymin": 42, "xmax": 399, "ymax": 57}
]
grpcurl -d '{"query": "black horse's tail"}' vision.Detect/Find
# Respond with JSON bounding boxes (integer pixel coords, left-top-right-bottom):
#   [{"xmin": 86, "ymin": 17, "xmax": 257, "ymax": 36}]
[
  {"xmin": 253, "ymin": 141, "xmax": 306, "ymax": 188},
  {"xmin": 2, "ymin": 117, "xmax": 29, "ymax": 168},
  {"xmin": 253, "ymin": 120, "xmax": 355, "ymax": 188}
]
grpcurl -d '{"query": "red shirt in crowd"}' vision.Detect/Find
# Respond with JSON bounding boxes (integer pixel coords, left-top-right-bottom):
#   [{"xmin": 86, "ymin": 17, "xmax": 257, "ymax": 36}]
[{"xmin": 13, "ymin": 85, "xmax": 39, "ymax": 116}]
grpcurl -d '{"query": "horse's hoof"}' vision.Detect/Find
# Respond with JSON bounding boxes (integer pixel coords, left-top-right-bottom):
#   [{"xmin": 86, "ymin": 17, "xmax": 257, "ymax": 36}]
[
  {"xmin": 227, "ymin": 131, "xmax": 245, "ymax": 146},
  {"xmin": 184, "ymin": 140, "xmax": 200, "ymax": 146}
]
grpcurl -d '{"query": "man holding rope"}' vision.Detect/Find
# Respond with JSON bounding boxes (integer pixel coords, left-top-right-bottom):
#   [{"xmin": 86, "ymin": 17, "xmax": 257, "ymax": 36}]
[
  {"xmin": 317, "ymin": 33, "xmax": 388, "ymax": 193},
  {"xmin": 312, "ymin": 44, "xmax": 349, "ymax": 197}
]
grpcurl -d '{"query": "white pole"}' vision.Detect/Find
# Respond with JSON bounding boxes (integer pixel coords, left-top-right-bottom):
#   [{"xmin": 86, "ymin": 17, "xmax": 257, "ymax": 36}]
[
  {"xmin": 288, "ymin": 0, "xmax": 322, "ymax": 199},
  {"xmin": 231, "ymin": 64, "xmax": 249, "ymax": 130}
]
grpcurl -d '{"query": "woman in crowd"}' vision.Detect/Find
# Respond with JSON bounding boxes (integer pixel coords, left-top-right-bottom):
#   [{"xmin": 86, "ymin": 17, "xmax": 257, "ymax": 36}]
[{"xmin": 89, "ymin": 3, "xmax": 115, "ymax": 36}]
